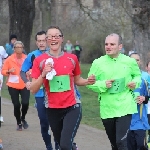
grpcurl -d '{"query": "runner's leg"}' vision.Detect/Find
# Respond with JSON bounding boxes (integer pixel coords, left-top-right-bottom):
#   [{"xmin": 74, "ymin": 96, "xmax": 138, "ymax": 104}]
[
  {"xmin": 60, "ymin": 104, "xmax": 82, "ymax": 150},
  {"xmin": 36, "ymin": 97, "xmax": 53, "ymax": 150},
  {"xmin": 8, "ymin": 87, "xmax": 21, "ymax": 125},
  {"xmin": 116, "ymin": 114, "xmax": 131, "ymax": 150}
]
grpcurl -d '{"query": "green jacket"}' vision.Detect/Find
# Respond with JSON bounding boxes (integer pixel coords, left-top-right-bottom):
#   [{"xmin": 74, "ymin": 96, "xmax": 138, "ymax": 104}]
[{"xmin": 87, "ymin": 54, "xmax": 141, "ymax": 119}]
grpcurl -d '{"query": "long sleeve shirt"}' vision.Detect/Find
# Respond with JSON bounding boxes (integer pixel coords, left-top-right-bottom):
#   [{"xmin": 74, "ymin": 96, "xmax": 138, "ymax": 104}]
[
  {"xmin": 87, "ymin": 54, "xmax": 141, "ymax": 119},
  {"xmin": 2, "ymin": 53, "xmax": 26, "ymax": 89}
]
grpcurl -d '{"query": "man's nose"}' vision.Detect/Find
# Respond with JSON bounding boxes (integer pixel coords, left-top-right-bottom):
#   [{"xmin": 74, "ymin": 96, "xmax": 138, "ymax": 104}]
[{"xmin": 106, "ymin": 45, "xmax": 110, "ymax": 48}]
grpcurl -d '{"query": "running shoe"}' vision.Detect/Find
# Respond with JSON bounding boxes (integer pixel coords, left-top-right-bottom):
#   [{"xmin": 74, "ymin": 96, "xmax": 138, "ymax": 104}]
[
  {"xmin": 0, "ymin": 116, "xmax": 4, "ymax": 123},
  {"xmin": 21, "ymin": 119, "xmax": 29, "ymax": 129},
  {"xmin": 16, "ymin": 124, "xmax": 22, "ymax": 131}
]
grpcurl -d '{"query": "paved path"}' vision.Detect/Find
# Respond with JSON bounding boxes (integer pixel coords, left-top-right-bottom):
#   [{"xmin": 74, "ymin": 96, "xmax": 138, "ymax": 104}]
[{"xmin": 1, "ymin": 97, "xmax": 111, "ymax": 150}]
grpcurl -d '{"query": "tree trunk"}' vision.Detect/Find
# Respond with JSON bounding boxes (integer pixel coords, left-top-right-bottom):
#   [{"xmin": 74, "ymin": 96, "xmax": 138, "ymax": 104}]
[
  {"xmin": 8, "ymin": 0, "xmax": 35, "ymax": 53},
  {"xmin": 132, "ymin": 0, "xmax": 150, "ymax": 66},
  {"xmin": 38, "ymin": 0, "xmax": 51, "ymax": 30}
]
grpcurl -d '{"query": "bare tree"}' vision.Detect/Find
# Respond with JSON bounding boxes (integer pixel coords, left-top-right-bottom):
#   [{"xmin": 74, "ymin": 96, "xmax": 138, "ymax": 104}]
[
  {"xmin": 8, "ymin": 0, "xmax": 35, "ymax": 53},
  {"xmin": 76, "ymin": 0, "xmax": 150, "ymax": 64},
  {"xmin": 38, "ymin": 0, "xmax": 51, "ymax": 30},
  {"xmin": 75, "ymin": 0, "xmax": 132, "ymax": 56},
  {"xmin": 132, "ymin": 0, "xmax": 150, "ymax": 63}
]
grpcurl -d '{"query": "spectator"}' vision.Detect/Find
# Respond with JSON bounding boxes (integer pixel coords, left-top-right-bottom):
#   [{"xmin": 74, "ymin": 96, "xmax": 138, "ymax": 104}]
[
  {"xmin": 64, "ymin": 40, "xmax": 74, "ymax": 53},
  {"xmin": 5, "ymin": 34, "xmax": 17, "ymax": 56},
  {"xmin": 74, "ymin": 41, "xmax": 82, "ymax": 61}
]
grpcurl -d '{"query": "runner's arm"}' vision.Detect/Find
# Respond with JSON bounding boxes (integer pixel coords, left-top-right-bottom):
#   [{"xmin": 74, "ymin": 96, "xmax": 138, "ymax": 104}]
[
  {"xmin": 20, "ymin": 53, "xmax": 34, "ymax": 83},
  {"xmin": 30, "ymin": 57, "xmax": 44, "ymax": 93},
  {"xmin": 30, "ymin": 76, "xmax": 44, "ymax": 93},
  {"xmin": 20, "ymin": 71, "xmax": 29, "ymax": 83},
  {"xmin": 74, "ymin": 75, "xmax": 88, "ymax": 86},
  {"xmin": 74, "ymin": 75, "xmax": 95, "ymax": 86}
]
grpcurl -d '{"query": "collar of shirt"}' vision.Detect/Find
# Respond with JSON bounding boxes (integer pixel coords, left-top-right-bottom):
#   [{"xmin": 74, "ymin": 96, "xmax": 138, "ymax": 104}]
[{"xmin": 106, "ymin": 53, "xmax": 122, "ymax": 62}]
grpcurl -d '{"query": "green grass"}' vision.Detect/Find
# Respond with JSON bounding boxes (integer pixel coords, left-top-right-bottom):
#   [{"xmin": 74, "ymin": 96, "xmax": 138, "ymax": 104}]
[
  {"xmin": 79, "ymin": 64, "xmax": 104, "ymax": 129},
  {"xmin": 1, "ymin": 64, "xmax": 104, "ymax": 129}
]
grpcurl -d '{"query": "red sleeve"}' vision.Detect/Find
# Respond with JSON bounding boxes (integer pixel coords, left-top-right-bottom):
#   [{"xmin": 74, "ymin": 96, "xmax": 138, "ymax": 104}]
[
  {"xmin": 31, "ymin": 57, "xmax": 41, "ymax": 79},
  {"xmin": 73, "ymin": 55, "xmax": 81, "ymax": 76}
]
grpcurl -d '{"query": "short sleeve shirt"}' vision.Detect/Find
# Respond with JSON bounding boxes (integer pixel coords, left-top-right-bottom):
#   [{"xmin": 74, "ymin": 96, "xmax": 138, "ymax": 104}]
[{"xmin": 31, "ymin": 52, "xmax": 81, "ymax": 108}]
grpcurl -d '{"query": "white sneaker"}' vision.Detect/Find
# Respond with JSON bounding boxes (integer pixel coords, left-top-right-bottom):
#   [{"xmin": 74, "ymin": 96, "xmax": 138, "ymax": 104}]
[{"xmin": 0, "ymin": 116, "xmax": 4, "ymax": 123}]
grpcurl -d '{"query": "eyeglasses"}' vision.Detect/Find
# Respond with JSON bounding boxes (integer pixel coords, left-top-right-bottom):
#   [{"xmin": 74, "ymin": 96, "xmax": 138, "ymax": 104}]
[
  {"xmin": 46, "ymin": 35, "xmax": 63, "ymax": 40},
  {"xmin": 14, "ymin": 47, "xmax": 23, "ymax": 48}
]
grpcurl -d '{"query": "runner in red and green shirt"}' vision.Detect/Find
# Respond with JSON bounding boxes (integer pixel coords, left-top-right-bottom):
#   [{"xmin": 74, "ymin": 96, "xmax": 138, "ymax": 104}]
[{"xmin": 31, "ymin": 26, "xmax": 95, "ymax": 150}]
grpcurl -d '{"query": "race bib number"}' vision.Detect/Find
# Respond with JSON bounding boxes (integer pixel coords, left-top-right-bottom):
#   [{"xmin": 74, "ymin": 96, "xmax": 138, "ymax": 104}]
[
  {"xmin": 8, "ymin": 75, "xmax": 19, "ymax": 83},
  {"xmin": 75, "ymin": 46, "xmax": 80, "ymax": 51},
  {"xmin": 107, "ymin": 78, "xmax": 125, "ymax": 94},
  {"xmin": 49, "ymin": 75, "xmax": 71, "ymax": 92}
]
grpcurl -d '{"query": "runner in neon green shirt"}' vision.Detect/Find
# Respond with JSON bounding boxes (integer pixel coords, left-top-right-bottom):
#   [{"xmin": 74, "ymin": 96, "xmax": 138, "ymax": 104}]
[{"xmin": 87, "ymin": 33, "xmax": 141, "ymax": 150}]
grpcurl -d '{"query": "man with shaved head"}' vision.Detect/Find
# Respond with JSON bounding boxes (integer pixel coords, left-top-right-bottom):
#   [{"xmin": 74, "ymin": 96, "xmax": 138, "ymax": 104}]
[{"xmin": 87, "ymin": 33, "xmax": 141, "ymax": 150}]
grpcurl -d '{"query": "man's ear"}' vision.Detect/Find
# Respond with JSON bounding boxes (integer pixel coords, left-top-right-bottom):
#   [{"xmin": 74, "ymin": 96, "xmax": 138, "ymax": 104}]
[{"xmin": 119, "ymin": 44, "xmax": 123, "ymax": 51}]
